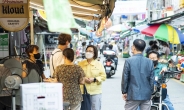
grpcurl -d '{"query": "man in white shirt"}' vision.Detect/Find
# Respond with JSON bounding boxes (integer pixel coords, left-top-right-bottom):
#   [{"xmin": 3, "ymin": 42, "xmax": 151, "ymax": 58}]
[{"xmin": 50, "ymin": 33, "xmax": 71, "ymax": 77}]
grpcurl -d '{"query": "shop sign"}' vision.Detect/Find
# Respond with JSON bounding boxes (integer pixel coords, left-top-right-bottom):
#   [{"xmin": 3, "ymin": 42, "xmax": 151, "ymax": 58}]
[
  {"xmin": 0, "ymin": 33, "xmax": 9, "ymax": 58},
  {"xmin": 113, "ymin": 1, "xmax": 147, "ymax": 15},
  {"xmin": 44, "ymin": 34, "xmax": 59, "ymax": 44},
  {"xmin": 0, "ymin": 0, "xmax": 29, "ymax": 32}
]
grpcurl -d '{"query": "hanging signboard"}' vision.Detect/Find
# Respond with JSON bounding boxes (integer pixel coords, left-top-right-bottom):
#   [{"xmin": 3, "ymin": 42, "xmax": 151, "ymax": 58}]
[{"xmin": 0, "ymin": 0, "xmax": 29, "ymax": 32}]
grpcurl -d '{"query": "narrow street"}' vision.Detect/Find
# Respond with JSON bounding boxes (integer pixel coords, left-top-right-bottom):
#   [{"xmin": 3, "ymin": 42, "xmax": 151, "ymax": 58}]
[{"xmin": 101, "ymin": 58, "xmax": 184, "ymax": 110}]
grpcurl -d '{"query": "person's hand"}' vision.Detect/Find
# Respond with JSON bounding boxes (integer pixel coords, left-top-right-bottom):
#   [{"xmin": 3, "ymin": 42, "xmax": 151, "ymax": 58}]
[
  {"xmin": 160, "ymin": 67, "xmax": 167, "ymax": 74},
  {"xmin": 43, "ymin": 78, "xmax": 51, "ymax": 82},
  {"xmin": 89, "ymin": 78, "xmax": 95, "ymax": 83},
  {"xmin": 122, "ymin": 94, "xmax": 127, "ymax": 101},
  {"xmin": 85, "ymin": 77, "xmax": 92, "ymax": 84},
  {"xmin": 43, "ymin": 78, "xmax": 57, "ymax": 83}
]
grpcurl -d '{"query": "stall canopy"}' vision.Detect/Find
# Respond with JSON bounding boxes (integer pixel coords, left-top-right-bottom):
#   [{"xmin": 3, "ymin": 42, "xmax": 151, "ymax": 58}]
[{"xmin": 30, "ymin": 0, "xmax": 116, "ymax": 21}]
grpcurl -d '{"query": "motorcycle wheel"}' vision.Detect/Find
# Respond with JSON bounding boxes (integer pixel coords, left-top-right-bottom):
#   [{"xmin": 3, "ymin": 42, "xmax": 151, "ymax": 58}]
[
  {"xmin": 106, "ymin": 74, "xmax": 111, "ymax": 78},
  {"xmin": 150, "ymin": 106, "xmax": 157, "ymax": 110}
]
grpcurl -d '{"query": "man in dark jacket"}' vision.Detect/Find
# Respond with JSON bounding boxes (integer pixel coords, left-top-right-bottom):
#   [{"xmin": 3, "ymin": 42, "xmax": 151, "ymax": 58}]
[{"xmin": 121, "ymin": 39, "xmax": 154, "ymax": 110}]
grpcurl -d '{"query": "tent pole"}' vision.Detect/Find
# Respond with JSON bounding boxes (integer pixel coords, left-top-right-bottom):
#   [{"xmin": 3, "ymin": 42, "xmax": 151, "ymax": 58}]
[{"xmin": 29, "ymin": 10, "xmax": 34, "ymax": 45}]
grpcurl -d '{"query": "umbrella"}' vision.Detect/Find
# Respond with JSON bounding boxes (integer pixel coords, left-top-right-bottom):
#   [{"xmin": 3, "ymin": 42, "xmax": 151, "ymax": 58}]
[
  {"xmin": 132, "ymin": 25, "xmax": 149, "ymax": 33},
  {"xmin": 107, "ymin": 24, "xmax": 130, "ymax": 32},
  {"xmin": 133, "ymin": 24, "xmax": 184, "ymax": 44}
]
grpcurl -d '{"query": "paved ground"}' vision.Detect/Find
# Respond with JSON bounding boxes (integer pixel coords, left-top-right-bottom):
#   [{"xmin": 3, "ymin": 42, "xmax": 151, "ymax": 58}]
[{"xmin": 101, "ymin": 57, "xmax": 184, "ymax": 110}]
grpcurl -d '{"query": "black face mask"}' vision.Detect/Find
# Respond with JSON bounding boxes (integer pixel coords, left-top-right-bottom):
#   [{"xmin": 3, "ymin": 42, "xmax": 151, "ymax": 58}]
[
  {"xmin": 153, "ymin": 60, "xmax": 158, "ymax": 66},
  {"xmin": 34, "ymin": 53, "xmax": 40, "ymax": 59}
]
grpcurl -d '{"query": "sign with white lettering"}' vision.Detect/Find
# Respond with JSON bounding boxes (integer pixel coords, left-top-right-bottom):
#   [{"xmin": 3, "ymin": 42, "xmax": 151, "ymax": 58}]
[
  {"xmin": 112, "ymin": 1, "xmax": 147, "ymax": 15},
  {"xmin": 0, "ymin": 0, "xmax": 29, "ymax": 32}
]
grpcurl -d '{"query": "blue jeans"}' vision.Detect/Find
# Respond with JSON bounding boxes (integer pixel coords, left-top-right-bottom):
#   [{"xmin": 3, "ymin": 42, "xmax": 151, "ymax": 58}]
[{"xmin": 163, "ymin": 95, "xmax": 174, "ymax": 110}]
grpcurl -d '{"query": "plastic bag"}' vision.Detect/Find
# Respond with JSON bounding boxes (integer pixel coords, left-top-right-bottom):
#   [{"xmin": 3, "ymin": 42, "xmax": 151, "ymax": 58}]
[{"xmin": 43, "ymin": 0, "xmax": 79, "ymax": 34}]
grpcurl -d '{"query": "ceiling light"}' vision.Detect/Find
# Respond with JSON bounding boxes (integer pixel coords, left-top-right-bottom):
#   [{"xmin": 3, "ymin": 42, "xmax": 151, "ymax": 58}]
[
  {"xmin": 30, "ymin": 5, "xmax": 44, "ymax": 11},
  {"xmin": 30, "ymin": 2, "xmax": 44, "ymax": 8},
  {"xmin": 74, "ymin": 16, "xmax": 92, "ymax": 21},
  {"xmin": 70, "ymin": 4, "xmax": 98, "ymax": 11},
  {"xmin": 73, "ymin": 11, "xmax": 94, "ymax": 16}
]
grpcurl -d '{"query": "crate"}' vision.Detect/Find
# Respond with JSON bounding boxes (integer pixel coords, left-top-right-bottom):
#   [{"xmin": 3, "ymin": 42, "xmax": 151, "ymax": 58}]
[{"xmin": 122, "ymin": 53, "xmax": 130, "ymax": 58}]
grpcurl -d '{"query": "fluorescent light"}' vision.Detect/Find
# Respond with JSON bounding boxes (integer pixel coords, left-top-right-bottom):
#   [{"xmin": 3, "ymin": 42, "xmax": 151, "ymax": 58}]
[
  {"xmin": 30, "ymin": 5, "xmax": 44, "ymax": 11},
  {"xmin": 70, "ymin": 4, "xmax": 98, "ymax": 11},
  {"xmin": 73, "ymin": 11, "xmax": 94, "ymax": 16},
  {"xmin": 30, "ymin": 2, "xmax": 44, "ymax": 8},
  {"xmin": 74, "ymin": 16, "xmax": 91, "ymax": 21}
]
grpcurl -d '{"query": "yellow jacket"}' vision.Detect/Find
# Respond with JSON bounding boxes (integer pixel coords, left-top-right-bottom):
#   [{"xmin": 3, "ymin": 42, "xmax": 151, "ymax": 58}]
[{"xmin": 78, "ymin": 59, "xmax": 106, "ymax": 95}]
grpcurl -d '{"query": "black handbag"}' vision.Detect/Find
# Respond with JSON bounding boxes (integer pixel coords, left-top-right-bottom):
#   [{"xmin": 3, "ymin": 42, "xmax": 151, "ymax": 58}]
[{"xmin": 80, "ymin": 85, "xmax": 91, "ymax": 110}]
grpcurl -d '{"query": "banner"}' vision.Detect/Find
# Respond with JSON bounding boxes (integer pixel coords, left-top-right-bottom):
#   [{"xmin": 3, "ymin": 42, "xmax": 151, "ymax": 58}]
[{"xmin": 43, "ymin": 0, "xmax": 79, "ymax": 35}]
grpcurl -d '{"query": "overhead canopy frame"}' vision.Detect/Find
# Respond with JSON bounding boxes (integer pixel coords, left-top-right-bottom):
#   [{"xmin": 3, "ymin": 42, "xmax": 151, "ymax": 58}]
[{"xmin": 30, "ymin": 0, "xmax": 115, "ymax": 21}]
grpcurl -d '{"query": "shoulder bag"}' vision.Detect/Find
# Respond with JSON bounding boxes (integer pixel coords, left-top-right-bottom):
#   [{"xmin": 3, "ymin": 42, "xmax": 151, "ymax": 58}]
[{"xmin": 80, "ymin": 85, "xmax": 91, "ymax": 110}]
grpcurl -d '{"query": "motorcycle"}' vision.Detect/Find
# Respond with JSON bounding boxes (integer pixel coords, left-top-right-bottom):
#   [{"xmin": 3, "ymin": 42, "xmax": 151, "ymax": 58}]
[
  {"xmin": 103, "ymin": 58, "xmax": 116, "ymax": 78},
  {"xmin": 151, "ymin": 70, "xmax": 181, "ymax": 110},
  {"xmin": 103, "ymin": 50, "xmax": 117, "ymax": 78}
]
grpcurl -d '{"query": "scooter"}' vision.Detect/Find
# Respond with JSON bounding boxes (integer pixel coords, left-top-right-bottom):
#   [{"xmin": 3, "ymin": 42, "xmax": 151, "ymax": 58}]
[
  {"xmin": 151, "ymin": 70, "xmax": 181, "ymax": 110},
  {"xmin": 103, "ymin": 58, "xmax": 116, "ymax": 78},
  {"xmin": 103, "ymin": 50, "xmax": 117, "ymax": 78}
]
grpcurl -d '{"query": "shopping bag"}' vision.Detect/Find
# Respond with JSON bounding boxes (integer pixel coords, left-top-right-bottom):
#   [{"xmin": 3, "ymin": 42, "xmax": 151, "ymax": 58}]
[
  {"xmin": 43, "ymin": 0, "xmax": 79, "ymax": 35},
  {"xmin": 81, "ymin": 85, "xmax": 91, "ymax": 110}
]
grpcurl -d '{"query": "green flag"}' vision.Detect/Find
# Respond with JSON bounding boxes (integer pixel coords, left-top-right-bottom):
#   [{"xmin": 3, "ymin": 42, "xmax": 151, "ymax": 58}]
[{"xmin": 43, "ymin": 0, "xmax": 79, "ymax": 34}]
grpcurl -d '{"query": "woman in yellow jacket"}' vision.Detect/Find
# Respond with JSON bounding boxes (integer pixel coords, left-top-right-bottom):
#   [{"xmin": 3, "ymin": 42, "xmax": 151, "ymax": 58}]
[{"xmin": 78, "ymin": 45, "xmax": 106, "ymax": 110}]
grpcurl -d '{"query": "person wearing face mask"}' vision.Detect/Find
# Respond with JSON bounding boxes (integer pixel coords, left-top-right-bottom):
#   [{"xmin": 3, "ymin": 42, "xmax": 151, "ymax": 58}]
[
  {"xmin": 50, "ymin": 33, "xmax": 71, "ymax": 77},
  {"xmin": 78, "ymin": 45, "xmax": 106, "ymax": 110},
  {"xmin": 147, "ymin": 50, "xmax": 174, "ymax": 110},
  {"xmin": 22, "ymin": 45, "xmax": 46, "ymax": 79}
]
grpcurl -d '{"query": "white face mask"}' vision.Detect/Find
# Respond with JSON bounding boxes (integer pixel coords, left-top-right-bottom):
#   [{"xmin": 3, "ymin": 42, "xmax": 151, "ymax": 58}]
[{"xmin": 85, "ymin": 52, "xmax": 94, "ymax": 59}]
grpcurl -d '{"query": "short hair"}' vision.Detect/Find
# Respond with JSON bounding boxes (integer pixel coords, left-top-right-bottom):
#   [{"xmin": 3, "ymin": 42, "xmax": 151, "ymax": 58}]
[
  {"xmin": 26, "ymin": 45, "xmax": 39, "ymax": 57},
  {"xmin": 58, "ymin": 33, "xmax": 71, "ymax": 45},
  {"xmin": 152, "ymin": 45, "xmax": 159, "ymax": 50},
  {"xmin": 86, "ymin": 45, "xmax": 98, "ymax": 59},
  {"xmin": 109, "ymin": 44, "xmax": 113, "ymax": 50},
  {"xmin": 133, "ymin": 39, "xmax": 146, "ymax": 52},
  {"xmin": 163, "ymin": 42, "xmax": 169, "ymax": 47},
  {"xmin": 63, "ymin": 48, "xmax": 74, "ymax": 62},
  {"xmin": 147, "ymin": 50, "xmax": 160, "ymax": 58},
  {"xmin": 149, "ymin": 41, "xmax": 154, "ymax": 46},
  {"xmin": 82, "ymin": 42, "xmax": 86, "ymax": 46}
]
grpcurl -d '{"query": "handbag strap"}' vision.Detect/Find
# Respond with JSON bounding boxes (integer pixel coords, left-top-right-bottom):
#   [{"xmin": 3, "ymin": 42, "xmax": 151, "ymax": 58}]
[{"xmin": 83, "ymin": 85, "xmax": 88, "ymax": 94}]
